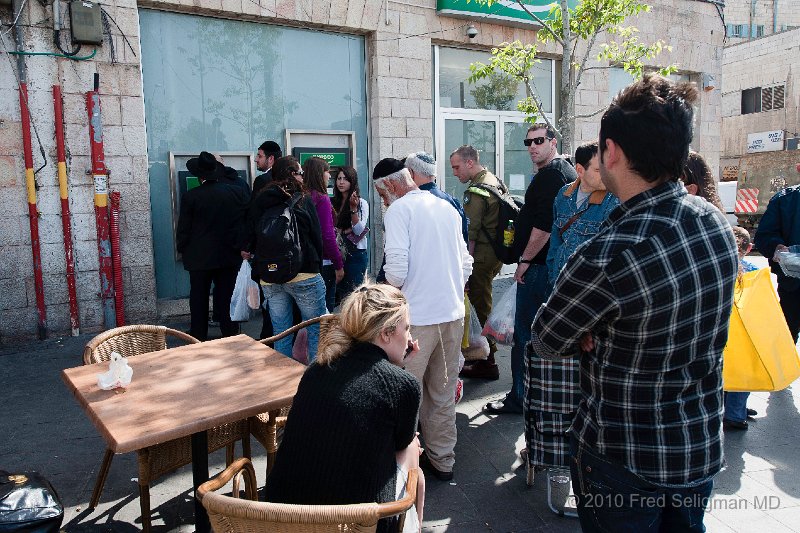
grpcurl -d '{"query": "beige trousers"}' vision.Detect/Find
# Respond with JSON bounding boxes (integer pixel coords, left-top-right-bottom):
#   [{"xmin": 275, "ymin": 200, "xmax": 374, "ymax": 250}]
[{"xmin": 404, "ymin": 318, "xmax": 464, "ymax": 472}]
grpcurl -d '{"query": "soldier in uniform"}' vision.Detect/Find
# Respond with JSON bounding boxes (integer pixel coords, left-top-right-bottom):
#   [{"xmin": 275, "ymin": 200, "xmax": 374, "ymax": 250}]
[{"xmin": 450, "ymin": 145, "xmax": 504, "ymax": 380}]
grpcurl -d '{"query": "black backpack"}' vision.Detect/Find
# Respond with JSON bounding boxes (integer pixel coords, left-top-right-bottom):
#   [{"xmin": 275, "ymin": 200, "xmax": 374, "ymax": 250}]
[
  {"xmin": 256, "ymin": 193, "xmax": 304, "ymax": 284},
  {"xmin": 472, "ymin": 183, "xmax": 524, "ymax": 265}
]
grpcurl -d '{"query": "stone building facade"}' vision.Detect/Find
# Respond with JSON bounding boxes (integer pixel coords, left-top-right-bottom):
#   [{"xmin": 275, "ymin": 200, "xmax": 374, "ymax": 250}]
[
  {"xmin": 720, "ymin": 27, "xmax": 799, "ymax": 213},
  {"xmin": 0, "ymin": 0, "xmax": 723, "ymax": 340},
  {"xmin": 724, "ymin": 0, "xmax": 800, "ymax": 41}
]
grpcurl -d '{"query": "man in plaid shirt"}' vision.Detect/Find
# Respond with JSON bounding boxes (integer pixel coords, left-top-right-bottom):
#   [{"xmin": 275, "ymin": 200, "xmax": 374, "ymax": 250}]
[{"xmin": 530, "ymin": 75, "xmax": 739, "ymax": 532}]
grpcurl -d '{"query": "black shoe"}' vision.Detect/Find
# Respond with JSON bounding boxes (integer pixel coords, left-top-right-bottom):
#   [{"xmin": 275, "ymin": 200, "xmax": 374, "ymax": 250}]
[
  {"xmin": 484, "ymin": 394, "xmax": 523, "ymax": 415},
  {"xmin": 723, "ymin": 419, "xmax": 749, "ymax": 431},
  {"xmin": 747, "ymin": 408, "xmax": 758, "ymax": 418},
  {"xmin": 459, "ymin": 359, "xmax": 500, "ymax": 380},
  {"xmin": 419, "ymin": 453, "xmax": 453, "ymax": 481}
]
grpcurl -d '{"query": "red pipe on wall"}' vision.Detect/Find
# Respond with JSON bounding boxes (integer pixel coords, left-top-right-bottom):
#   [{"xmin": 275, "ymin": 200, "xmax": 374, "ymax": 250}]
[
  {"xmin": 20, "ymin": 83, "xmax": 48, "ymax": 340},
  {"xmin": 86, "ymin": 73, "xmax": 117, "ymax": 329},
  {"xmin": 53, "ymin": 85, "xmax": 80, "ymax": 336},
  {"xmin": 109, "ymin": 191, "xmax": 125, "ymax": 326}
]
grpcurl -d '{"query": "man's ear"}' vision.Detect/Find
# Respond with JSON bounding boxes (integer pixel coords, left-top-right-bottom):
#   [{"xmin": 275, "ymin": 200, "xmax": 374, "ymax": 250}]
[{"xmin": 575, "ymin": 163, "xmax": 586, "ymax": 179}]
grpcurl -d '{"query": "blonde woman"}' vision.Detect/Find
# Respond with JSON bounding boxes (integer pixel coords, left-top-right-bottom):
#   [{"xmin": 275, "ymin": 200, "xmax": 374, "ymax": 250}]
[{"xmin": 264, "ymin": 283, "xmax": 425, "ymax": 532}]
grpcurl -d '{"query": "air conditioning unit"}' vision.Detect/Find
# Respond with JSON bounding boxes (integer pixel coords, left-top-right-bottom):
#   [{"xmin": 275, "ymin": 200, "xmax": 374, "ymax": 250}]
[{"xmin": 787, "ymin": 138, "xmax": 799, "ymax": 150}]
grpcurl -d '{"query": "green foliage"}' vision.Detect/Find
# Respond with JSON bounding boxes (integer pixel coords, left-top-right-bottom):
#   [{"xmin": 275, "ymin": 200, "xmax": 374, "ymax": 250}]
[
  {"xmin": 468, "ymin": 0, "xmax": 677, "ymax": 141},
  {"xmin": 470, "ymin": 72, "xmax": 520, "ymax": 110}
]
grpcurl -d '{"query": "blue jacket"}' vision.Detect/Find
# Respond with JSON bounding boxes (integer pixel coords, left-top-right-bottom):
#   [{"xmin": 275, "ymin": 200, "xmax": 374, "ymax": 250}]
[
  {"xmin": 755, "ymin": 185, "xmax": 800, "ymax": 292},
  {"xmin": 546, "ymin": 180, "xmax": 618, "ymax": 285},
  {"xmin": 419, "ymin": 181, "xmax": 469, "ymax": 244}
]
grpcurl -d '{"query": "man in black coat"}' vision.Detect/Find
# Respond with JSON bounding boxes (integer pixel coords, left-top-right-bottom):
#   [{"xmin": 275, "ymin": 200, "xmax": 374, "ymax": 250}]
[
  {"xmin": 177, "ymin": 151, "xmax": 247, "ymax": 341},
  {"xmin": 252, "ymin": 140, "xmax": 282, "ymax": 196}
]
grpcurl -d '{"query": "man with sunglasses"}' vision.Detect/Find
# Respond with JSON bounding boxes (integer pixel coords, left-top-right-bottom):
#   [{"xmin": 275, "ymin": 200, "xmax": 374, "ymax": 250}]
[{"xmin": 485, "ymin": 124, "xmax": 576, "ymax": 415}]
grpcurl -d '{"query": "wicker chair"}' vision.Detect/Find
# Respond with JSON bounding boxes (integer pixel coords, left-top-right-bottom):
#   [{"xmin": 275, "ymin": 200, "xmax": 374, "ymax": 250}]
[
  {"xmin": 250, "ymin": 315, "xmax": 337, "ymax": 480},
  {"xmin": 83, "ymin": 325, "xmax": 251, "ymax": 533},
  {"xmin": 197, "ymin": 457, "xmax": 418, "ymax": 532}
]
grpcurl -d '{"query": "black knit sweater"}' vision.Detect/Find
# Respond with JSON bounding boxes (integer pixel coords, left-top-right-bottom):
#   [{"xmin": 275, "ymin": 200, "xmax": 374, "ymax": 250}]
[{"xmin": 265, "ymin": 342, "xmax": 421, "ymax": 516}]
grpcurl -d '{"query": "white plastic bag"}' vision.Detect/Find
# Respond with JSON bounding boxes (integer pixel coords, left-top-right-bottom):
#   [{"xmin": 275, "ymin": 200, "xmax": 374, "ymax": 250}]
[
  {"xmin": 482, "ymin": 282, "xmax": 516, "ymax": 345},
  {"xmin": 97, "ymin": 351, "xmax": 133, "ymax": 390},
  {"xmin": 230, "ymin": 260, "xmax": 258, "ymax": 322},
  {"xmin": 463, "ymin": 304, "xmax": 490, "ymax": 361}
]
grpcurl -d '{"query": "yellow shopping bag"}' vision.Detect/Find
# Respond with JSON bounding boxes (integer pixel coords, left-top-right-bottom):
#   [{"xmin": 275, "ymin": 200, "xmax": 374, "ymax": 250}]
[{"xmin": 723, "ymin": 268, "xmax": 800, "ymax": 392}]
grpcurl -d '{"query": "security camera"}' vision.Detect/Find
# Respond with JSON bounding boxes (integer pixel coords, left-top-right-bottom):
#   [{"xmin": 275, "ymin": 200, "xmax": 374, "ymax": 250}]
[{"xmin": 466, "ymin": 25, "xmax": 478, "ymax": 39}]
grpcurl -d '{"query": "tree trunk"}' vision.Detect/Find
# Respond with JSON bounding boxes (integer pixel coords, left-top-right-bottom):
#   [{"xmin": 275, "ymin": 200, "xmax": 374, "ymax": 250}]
[{"xmin": 559, "ymin": 0, "xmax": 575, "ymax": 156}]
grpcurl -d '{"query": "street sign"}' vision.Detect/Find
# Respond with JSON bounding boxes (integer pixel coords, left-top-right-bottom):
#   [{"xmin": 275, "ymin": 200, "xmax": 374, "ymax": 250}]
[
  {"xmin": 747, "ymin": 130, "xmax": 784, "ymax": 153},
  {"xmin": 436, "ymin": 0, "xmax": 577, "ymax": 26}
]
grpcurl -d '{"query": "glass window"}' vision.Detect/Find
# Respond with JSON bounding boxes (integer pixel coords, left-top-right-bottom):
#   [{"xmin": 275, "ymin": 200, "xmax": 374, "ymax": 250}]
[
  {"xmin": 139, "ymin": 10, "xmax": 368, "ymax": 298},
  {"xmin": 442, "ymin": 119, "xmax": 496, "ymax": 199},
  {"xmin": 503, "ymin": 122, "xmax": 532, "ymax": 196},
  {"xmin": 742, "ymin": 87, "xmax": 762, "ymax": 114},
  {"xmin": 438, "ymin": 47, "xmax": 552, "ymax": 112},
  {"xmin": 608, "ymin": 67, "xmax": 634, "ymax": 101}
]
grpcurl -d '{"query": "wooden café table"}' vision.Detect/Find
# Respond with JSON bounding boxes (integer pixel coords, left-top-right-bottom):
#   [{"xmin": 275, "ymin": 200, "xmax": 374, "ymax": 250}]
[{"xmin": 62, "ymin": 334, "xmax": 306, "ymax": 532}]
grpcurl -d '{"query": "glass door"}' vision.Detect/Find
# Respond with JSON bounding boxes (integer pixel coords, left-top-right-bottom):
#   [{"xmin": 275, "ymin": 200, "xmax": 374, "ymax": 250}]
[{"xmin": 439, "ymin": 115, "xmax": 498, "ymax": 200}]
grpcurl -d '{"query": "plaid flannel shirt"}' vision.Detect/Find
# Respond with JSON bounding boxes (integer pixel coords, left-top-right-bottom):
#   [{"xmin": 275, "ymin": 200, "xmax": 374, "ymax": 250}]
[{"xmin": 530, "ymin": 181, "xmax": 739, "ymax": 486}]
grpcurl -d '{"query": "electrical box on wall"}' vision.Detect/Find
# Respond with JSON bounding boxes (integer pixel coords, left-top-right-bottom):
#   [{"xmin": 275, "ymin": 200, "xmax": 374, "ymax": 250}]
[{"xmin": 70, "ymin": 0, "xmax": 103, "ymax": 44}]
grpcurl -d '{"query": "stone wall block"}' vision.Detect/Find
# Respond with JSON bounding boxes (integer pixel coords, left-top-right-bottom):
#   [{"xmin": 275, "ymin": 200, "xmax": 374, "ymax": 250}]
[
  {"xmin": 122, "ymin": 125, "xmax": 149, "ymax": 156},
  {"xmin": 68, "ymin": 184, "xmax": 96, "ymax": 215},
  {"xmin": 101, "ymin": 96, "xmax": 123, "ymax": 127},
  {"xmin": 345, "ymin": 0, "xmax": 367, "ymax": 30},
  {"xmin": 370, "ymin": 96, "xmax": 392, "ymax": 119},
  {"xmin": 398, "ymin": 12, "xmax": 428, "ymax": 36},
  {"xmin": 1, "ymin": 245, "xmax": 33, "ymax": 279},
  {"xmin": 0, "ymin": 155, "xmax": 18, "ymax": 189},
  {"xmin": 0, "ymin": 121, "xmax": 22, "ymax": 157},
  {"xmin": 37, "ymin": 214, "xmax": 66, "ymax": 245},
  {"xmin": 63, "ymin": 122, "xmax": 91, "ymax": 156},
  {"xmin": 391, "ymin": 98, "xmax": 420, "ymax": 118},
  {"xmin": 0, "ymin": 88, "xmax": 21, "ymax": 117},
  {"xmin": 406, "ymin": 117, "xmax": 431, "ymax": 138},
  {"xmin": 392, "ymin": 137, "xmax": 426, "ymax": 157},
  {"xmin": 0, "ymin": 308, "xmax": 38, "ymax": 338},
  {"xmin": 397, "ymin": 36, "xmax": 431, "ymax": 61},
  {"xmin": 69, "ymin": 212, "xmax": 98, "ymax": 243},
  {"xmin": 328, "ymin": 0, "xmax": 348, "ymax": 26},
  {"xmin": 0, "ymin": 213, "xmax": 22, "ymax": 247},
  {"xmin": 114, "ymin": 183, "xmax": 151, "ymax": 212},
  {"xmin": 0, "ymin": 279, "xmax": 27, "ymax": 310},
  {"xmin": 376, "ymin": 117, "xmax": 406, "ymax": 137},
  {"xmin": 60, "ymin": 62, "xmax": 99, "ymax": 96},
  {"xmin": 406, "ymin": 78, "xmax": 429, "ymax": 97},
  {"xmin": 39, "ymin": 241, "xmax": 67, "ymax": 275},
  {"xmin": 0, "ymin": 182, "xmax": 26, "ymax": 217},
  {"xmin": 388, "ymin": 57, "xmax": 426, "ymax": 80},
  {"xmin": 375, "ymin": 76, "xmax": 409, "ymax": 99},
  {"xmin": 121, "ymin": 96, "xmax": 146, "ymax": 127},
  {"xmin": 105, "ymin": 156, "xmax": 135, "ymax": 184},
  {"xmin": 73, "ymin": 238, "xmax": 101, "ymax": 272},
  {"xmin": 122, "ymin": 210, "xmax": 153, "ymax": 238},
  {"xmin": 118, "ymin": 65, "xmax": 144, "ymax": 97}
]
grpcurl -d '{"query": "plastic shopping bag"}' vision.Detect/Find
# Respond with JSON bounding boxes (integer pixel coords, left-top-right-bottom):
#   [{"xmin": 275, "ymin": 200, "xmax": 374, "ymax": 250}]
[
  {"xmin": 482, "ymin": 282, "xmax": 516, "ymax": 345},
  {"xmin": 463, "ymin": 301, "xmax": 490, "ymax": 362},
  {"xmin": 230, "ymin": 260, "xmax": 258, "ymax": 322},
  {"xmin": 723, "ymin": 268, "xmax": 800, "ymax": 392}
]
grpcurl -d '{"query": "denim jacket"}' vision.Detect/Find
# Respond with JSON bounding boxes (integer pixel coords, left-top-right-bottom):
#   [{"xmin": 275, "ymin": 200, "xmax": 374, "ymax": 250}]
[{"xmin": 546, "ymin": 180, "xmax": 618, "ymax": 285}]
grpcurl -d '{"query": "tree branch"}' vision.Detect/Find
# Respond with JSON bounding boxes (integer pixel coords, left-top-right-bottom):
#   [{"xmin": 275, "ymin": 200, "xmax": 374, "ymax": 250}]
[
  {"xmin": 523, "ymin": 77, "xmax": 561, "ymax": 141},
  {"xmin": 573, "ymin": 25, "xmax": 603, "ymax": 92},
  {"xmin": 514, "ymin": 0, "xmax": 564, "ymax": 47},
  {"xmin": 575, "ymin": 106, "xmax": 607, "ymax": 119}
]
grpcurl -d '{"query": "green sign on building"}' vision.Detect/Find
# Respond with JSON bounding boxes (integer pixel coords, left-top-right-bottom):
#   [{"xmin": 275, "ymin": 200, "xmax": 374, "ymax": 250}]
[
  {"xmin": 297, "ymin": 151, "xmax": 349, "ymax": 167},
  {"xmin": 436, "ymin": 0, "xmax": 577, "ymax": 26}
]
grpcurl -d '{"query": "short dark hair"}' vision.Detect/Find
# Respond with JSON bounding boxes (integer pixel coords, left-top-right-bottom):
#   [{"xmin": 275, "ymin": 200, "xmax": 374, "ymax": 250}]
[
  {"xmin": 450, "ymin": 145, "xmax": 479, "ymax": 163},
  {"xmin": 732, "ymin": 225, "xmax": 751, "ymax": 256},
  {"xmin": 258, "ymin": 140, "xmax": 282, "ymax": 160},
  {"xmin": 528, "ymin": 123, "xmax": 556, "ymax": 139},
  {"xmin": 302, "ymin": 157, "xmax": 330, "ymax": 195},
  {"xmin": 599, "ymin": 74, "xmax": 698, "ymax": 184},
  {"xmin": 574, "ymin": 141, "xmax": 599, "ymax": 168}
]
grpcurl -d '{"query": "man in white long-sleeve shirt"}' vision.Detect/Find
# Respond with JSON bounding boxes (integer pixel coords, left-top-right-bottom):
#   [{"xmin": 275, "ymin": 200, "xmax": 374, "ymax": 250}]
[{"xmin": 373, "ymin": 157, "xmax": 474, "ymax": 481}]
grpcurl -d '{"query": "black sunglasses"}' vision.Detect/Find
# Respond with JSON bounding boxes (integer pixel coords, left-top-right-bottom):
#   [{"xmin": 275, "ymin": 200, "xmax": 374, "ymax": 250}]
[
  {"xmin": 293, "ymin": 168, "xmax": 304, "ymax": 176},
  {"xmin": 524, "ymin": 136, "xmax": 551, "ymax": 147}
]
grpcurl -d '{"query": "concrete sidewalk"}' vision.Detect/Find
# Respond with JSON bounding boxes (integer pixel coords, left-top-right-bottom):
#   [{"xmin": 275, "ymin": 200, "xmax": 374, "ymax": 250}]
[{"xmin": 1, "ymin": 275, "xmax": 799, "ymax": 532}]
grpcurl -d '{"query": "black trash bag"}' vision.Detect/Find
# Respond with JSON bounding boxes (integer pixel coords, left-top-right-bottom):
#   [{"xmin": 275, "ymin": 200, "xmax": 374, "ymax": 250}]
[{"xmin": 0, "ymin": 471, "xmax": 63, "ymax": 533}]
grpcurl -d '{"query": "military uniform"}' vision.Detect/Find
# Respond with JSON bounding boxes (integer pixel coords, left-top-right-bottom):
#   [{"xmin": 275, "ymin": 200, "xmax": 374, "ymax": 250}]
[{"xmin": 462, "ymin": 169, "xmax": 505, "ymax": 357}]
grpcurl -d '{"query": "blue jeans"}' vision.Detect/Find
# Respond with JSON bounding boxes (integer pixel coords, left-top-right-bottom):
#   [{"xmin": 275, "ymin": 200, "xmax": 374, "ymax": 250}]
[
  {"xmin": 261, "ymin": 274, "xmax": 327, "ymax": 362},
  {"xmin": 570, "ymin": 437, "xmax": 713, "ymax": 533},
  {"xmin": 724, "ymin": 392, "xmax": 750, "ymax": 423},
  {"xmin": 337, "ymin": 248, "xmax": 368, "ymax": 306},
  {"xmin": 510, "ymin": 263, "xmax": 549, "ymax": 406}
]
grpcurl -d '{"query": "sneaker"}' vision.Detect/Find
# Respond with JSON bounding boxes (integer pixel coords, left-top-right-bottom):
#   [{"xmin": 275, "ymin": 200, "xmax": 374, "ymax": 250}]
[
  {"xmin": 459, "ymin": 359, "xmax": 500, "ymax": 380},
  {"xmin": 419, "ymin": 453, "xmax": 453, "ymax": 482}
]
